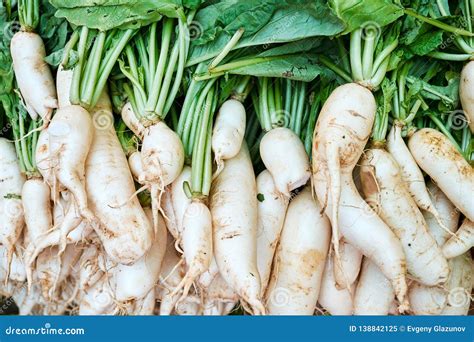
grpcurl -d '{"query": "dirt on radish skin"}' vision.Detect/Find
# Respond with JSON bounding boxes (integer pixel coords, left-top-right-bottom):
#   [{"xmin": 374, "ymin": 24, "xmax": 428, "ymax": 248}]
[
  {"xmin": 312, "ymin": 83, "xmax": 408, "ymax": 311},
  {"xmin": 210, "ymin": 143, "xmax": 265, "ymax": 315},
  {"xmin": 266, "ymin": 187, "xmax": 331, "ymax": 315},
  {"xmin": 85, "ymin": 92, "xmax": 153, "ymax": 265},
  {"xmin": 260, "ymin": 127, "xmax": 311, "ymax": 197},
  {"xmin": 10, "ymin": 31, "xmax": 57, "ymax": 120},
  {"xmin": 360, "ymin": 148, "xmax": 449, "ymax": 286},
  {"xmin": 408, "ymin": 128, "xmax": 474, "ymax": 222},
  {"xmin": 256, "ymin": 169, "xmax": 289, "ymax": 294}
]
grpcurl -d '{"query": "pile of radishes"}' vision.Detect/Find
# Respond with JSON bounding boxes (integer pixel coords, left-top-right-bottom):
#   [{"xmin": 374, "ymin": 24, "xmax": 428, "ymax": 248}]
[{"xmin": 0, "ymin": 0, "xmax": 473, "ymax": 316}]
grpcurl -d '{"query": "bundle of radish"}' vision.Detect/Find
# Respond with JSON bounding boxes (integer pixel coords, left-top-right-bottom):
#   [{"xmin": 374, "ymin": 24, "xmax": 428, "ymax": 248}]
[
  {"xmin": 11, "ymin": 0, "xmax": 57, "ymax": 122},
  {"xmin": 118, "ymin": 16, "xmax": 192, "ymax": 234},
  {"xmin": 170, "ymin": 80, "xmax": 217, "ymax": 303},
  {"xmin": 312, "ymin": 16, "xmax": 409, "ymax": 310},
  {"xmin": 2, "ymin": 0, "xmax": 474, "ymax": 318}
]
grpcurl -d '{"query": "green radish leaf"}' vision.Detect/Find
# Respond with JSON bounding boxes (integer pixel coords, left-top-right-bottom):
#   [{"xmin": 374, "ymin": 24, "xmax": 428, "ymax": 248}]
[
  {"xmin": 188, "ymin": 1, "xmax": 344, "ymax": 65},
  {"xmin": 216, "ymin": 54, "xmax": 333, "ymax": 82},
  {"xmin": 50, "ymin": 0, "xmax": 202, "ymax": 30},
  {"xmin": 329, "ymin": 0, "xmax": 404, "ymax": 34}
]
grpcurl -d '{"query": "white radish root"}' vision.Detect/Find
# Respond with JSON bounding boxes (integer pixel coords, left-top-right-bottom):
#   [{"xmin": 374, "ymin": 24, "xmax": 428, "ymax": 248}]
[
  {"xmin": 47, "ymin": 105, "xmax": 94, "ymax": 223},
  {"xmin": 0, "ymin": 138, "xmax": 25, "ymax": 278},
  {"xmin": 387, "ymin": 125, "xmax": 448, "ymax": 231},
  {"xmin": 312, "ymin": 83, "xmax": 408, "ymax": 310},
  {"xmin": 210, "ymin": 143, "xmax": 265, "ymax": 315},
  {"xmin": 442, "ymin": 219, "xmax": 474, "ymax": 259},
  {"xmin": 408, "ymin": 128, "xmax": 474, "ymax": 221},
  {"xmin": 114, "ymin": 209, "xmax": 167, "ymax": 301},
  {"xmin": 360, "ymin": 148, "xmax": 449, "ymax": 286},
  {"xmin": 408, "ymin": 188, "xmax": 460, "ymax": 315},
  {"xmin": 266, "ymin": 187, "xmax": 331, "ymax": 315},
  {"xmin": 140, "ymin": 120, "xmax": 185, "ymax": 234},
  {"xmin": 260, "ymin": 127, "xmax": 311, "ymax": 197},
  {"xmin": 165, "ymin": 166, "xmax": 192, "ymax": 240},
  {"xmin": 212, "ymin": 99, "xmax": 246, "ymax": 175},
  {"xmin": 332, "ymin": 240, "xmax": 362, "ymax": 289},
  {"xmin": 423, "ymin": 180, "xmax": 460, "ymax": 246},
  {"xmin": 256, "ymin": 169, "xmax": 289, "ymax": 294},
  {"xmin": 121, "ymin": 102, "xmax": 146, "ymax": 140},
  {"xmin": 85, "ymin": 92, "xmax": 153, "ymax": 265},
  {"xmin": 318, "ymin": 252, "xmax": 354, "ymax": 315},
  {"xmin": 440, "ymin": 253, "xmax": 473, "ymax": 315},
  {"xmin": 128, "ymin": 151, "xmax": 144, "ymax": 183},
  {"xmin": 56, "ymin": 65, "xmax": 73, "ymax": 108},
  {"xmin": 172, "ymin": 201, "xmax": 212, "ymax": 301},
  {"xmin": 10, "ymin": 31, "xmax": 57, "ymax": 120},
  {"xmin": 23, "ymin": 178, "xmax": 53, "ymax": 286},
  {"xmin": 459, "ymin": 60, "xmax": 474, "ymax": 132},
  {"xmin": 353, "ymin": 258, "xmax": 395, "ymax": 315}
]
